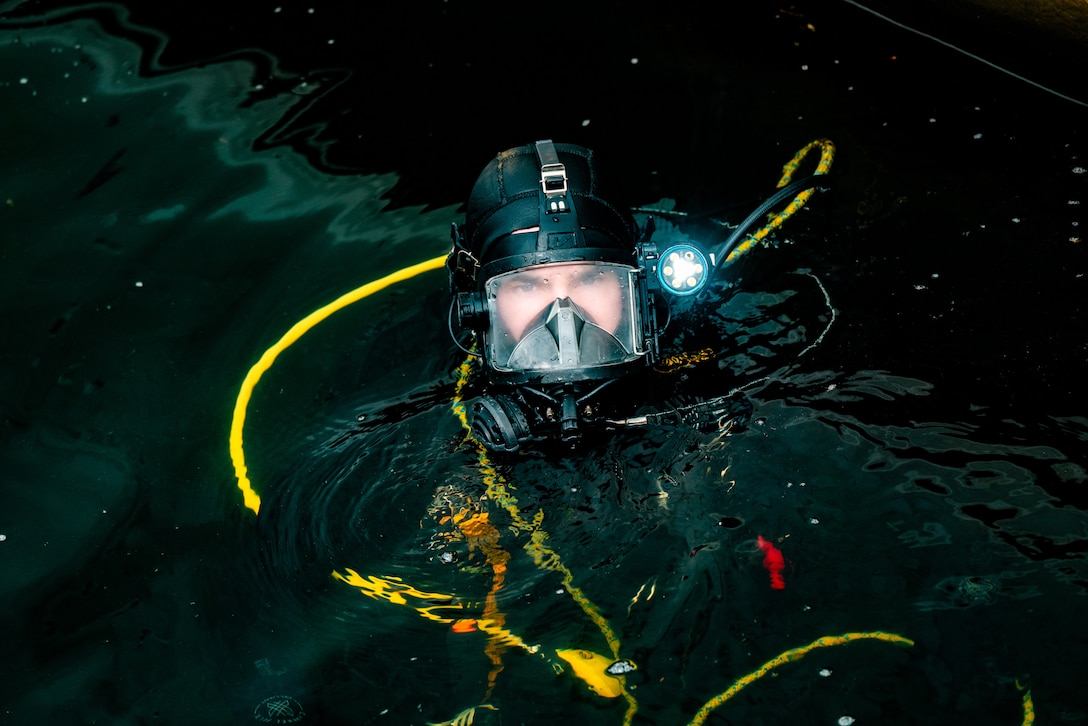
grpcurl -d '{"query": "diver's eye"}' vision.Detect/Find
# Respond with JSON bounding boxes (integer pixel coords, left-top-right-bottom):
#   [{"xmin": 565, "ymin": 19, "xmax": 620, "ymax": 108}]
[
  {"xmin": 576, "ymin": 270, "xmax": 605, "ymax": 286},
  {"xmin": 505, "ymin": 275, "xmax": 545, "ymax": 294}
]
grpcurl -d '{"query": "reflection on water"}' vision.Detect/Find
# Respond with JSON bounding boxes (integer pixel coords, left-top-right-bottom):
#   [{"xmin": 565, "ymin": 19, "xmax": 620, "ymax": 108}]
[{"xmin": 2, "ymin": 3, "xmax": 1087, "ymax": 726}]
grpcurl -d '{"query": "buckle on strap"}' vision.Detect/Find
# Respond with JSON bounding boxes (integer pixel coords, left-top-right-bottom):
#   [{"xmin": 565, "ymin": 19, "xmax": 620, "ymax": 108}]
[
  {"xmin": 533, "ymin": 139, "xmax": 580, "ymax": 250},
  {"xmin": 535, "ymin": 139, "xmax": 568, "ymax": 200},
  {"xmin": 540, "ymin": 163, "xmax": 567, "ymax": 197}
]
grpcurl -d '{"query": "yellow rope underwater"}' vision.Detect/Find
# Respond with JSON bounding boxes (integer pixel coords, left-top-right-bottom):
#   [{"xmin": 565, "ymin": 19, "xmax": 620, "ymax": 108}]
[
  {"xmin": 724, "ymin": 138, "xmax": 835, "ymax": 265},
  {"xmin": 451, "ymin": 359, "xmax": 623, "ymax": 652},
  {"xmin": 229, "ymin": 254, "xmax": 448, "ymax": 514},
  {"xmin": 687, "ymin": 631, "xmax": 914, "ymax": 725},
  {"xmin": 452, "ymin": 356, "xmax": 638, "ymax": 722},
  {"xmin": 1017, "ymin": 681, "xmax": 1035, "ymax": 726},
  {"xmin": 226, "ymin": 193, "xmax": 1035, "ymax": 726}
]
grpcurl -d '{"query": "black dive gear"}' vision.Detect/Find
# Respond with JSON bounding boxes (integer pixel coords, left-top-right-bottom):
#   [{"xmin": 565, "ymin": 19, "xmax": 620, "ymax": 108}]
[
  {"xmin": 448, "ymin": 141, "xmax": 665, "ymax": 451},
  {"xmin": 448, "ymin": 140, "xmax": 828, "ymax": 452}
]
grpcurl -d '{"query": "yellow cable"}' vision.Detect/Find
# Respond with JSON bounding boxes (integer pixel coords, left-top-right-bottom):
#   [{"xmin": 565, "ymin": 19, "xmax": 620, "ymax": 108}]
[
  {"xmin": 331, "ymin": 567, "xmax": 546, "ymax": 657},
  {"xmin": 226, "ymin": 190, "xmax": 1029, "ymax": 726},
  {"xmin": 452, "ymin": 353, "xmax": 633, "ymax": 717},
  {"xmin": 229, "ymin": 254, "xmax": 448, "ymax": 514},
  {"xmin": 1017, "ymin": 680, "xmax": 1035, "ymax": 725},
  {"xmin": 687, "ymin": 631, "xmax": 913, "ymax": 725},
  {"xmin": 724, "ymin": 139, "xmax": 835, "ymax": 265}
]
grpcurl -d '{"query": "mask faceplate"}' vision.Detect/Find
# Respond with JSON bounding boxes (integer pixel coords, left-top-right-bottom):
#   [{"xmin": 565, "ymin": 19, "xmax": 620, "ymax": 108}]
[{"xmin": 484, "ymin": 261, "xmax": 644, "ymax": 375}]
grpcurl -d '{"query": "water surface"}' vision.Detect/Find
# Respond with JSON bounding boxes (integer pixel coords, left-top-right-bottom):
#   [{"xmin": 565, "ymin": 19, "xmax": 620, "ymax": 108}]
[{"xmin": 1, "ymin": 2, "xmax": 1086, "ymax": 725}]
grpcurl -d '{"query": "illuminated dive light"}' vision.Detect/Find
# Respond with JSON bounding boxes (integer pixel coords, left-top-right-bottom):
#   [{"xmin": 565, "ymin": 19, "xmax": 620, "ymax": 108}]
[{"xmin": 657, "ymin": 243, "xmax": 709, "ymax": 296}]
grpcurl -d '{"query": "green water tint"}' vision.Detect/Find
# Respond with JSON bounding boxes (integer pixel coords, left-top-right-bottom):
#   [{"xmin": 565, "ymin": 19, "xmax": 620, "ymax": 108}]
[
  {"xmin": 232, "ymin": 255, "xmax": 1042, "ymax": 725},
  {"xmin": 2, "ymin": 4, "xmax": 1084, "ymax": 726}
]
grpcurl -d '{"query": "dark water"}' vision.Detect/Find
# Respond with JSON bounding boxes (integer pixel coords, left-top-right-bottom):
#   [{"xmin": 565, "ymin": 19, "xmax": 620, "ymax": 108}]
[{"xmin": 2, "ymin": 1, "xmax": 1086, "ymax": 724}]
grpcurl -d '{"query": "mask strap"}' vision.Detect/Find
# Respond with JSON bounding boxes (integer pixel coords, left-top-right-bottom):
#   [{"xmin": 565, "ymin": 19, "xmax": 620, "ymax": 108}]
[{"xmin": 533, "ymin": 139, "xmax": 583, "ymax": 252}]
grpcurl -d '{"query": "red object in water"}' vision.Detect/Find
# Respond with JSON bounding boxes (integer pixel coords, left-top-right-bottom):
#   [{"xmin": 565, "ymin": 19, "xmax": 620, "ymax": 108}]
[{"xmin": 756, "ymin": 536, "xmax": 786, "ymax": 590}]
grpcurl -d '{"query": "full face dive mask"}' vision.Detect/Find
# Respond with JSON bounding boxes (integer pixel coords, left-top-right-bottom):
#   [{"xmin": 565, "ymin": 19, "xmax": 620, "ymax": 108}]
[
  {"xmin": 446, "ymin": 138, "xmax": 833, "ymax": 452},
  {"xmin": 446, "ymin": 141, "xmax": 655, "ymax": 451},
  {"xmin": 447, "ymin": 139, "xmax": 741, "ymax": 452}
]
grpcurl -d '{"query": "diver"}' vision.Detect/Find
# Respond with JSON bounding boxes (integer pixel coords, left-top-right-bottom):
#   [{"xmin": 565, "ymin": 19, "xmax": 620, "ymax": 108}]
[{"xmin": 447, "ymin": 139, "xmax": 830, "ymax": 452}]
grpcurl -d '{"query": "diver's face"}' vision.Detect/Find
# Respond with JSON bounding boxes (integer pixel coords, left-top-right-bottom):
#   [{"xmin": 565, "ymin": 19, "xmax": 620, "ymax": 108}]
[{"xmin": 494, "ymin": 262, "xmax": 624, "ymax": 341}]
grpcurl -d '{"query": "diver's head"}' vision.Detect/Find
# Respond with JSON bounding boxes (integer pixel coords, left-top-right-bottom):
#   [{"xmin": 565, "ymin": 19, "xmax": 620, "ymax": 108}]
[{"xmin": 448, "ymin": 140, "xmax": 660, "ymax": 451}]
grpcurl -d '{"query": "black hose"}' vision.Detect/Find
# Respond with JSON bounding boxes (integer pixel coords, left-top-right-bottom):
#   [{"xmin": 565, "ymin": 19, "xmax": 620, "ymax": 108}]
[{"xmin": 711, "ymin": 174, "xmax": 831, "ymax": 264}]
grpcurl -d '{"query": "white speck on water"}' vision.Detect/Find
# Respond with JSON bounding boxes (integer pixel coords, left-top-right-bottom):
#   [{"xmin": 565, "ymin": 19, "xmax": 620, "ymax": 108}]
[
  {"xmin": 581, "ymin": 119, "xmax": 590, "ymax": 126},
  {"xmin": 328, "ymin": 39, "xmax": 335, "ymax": 44},
  {"xmin": 19, "ymin": 77, "xmax": 28, "ymax": 84},
  {"xmin": 556, "ymin": 589, "xmax": 564, "ymax": 595},
  {"xmin": 819, "ymin": 668, "xmax": 832, "ymax": 677},
  {"xmin": 838, "ymin": 717, "xmax": 856, "ymax": 726},
  {"xmin": 0, "ymin": 534, "xmax": 7, "ymax": 542},
  {"xmin": 809, "ymin": 517, "xmax": 820, "ymax": 525},
  {"xmin": 273, "ymin": 6, "xmax": 281, "ymax": 11},
  {"xmin": 1069, "ymin": 200, "xmax": 1081, "ymax": 205},
  {"xmin": 973, "ymin": 133, "xmax": 982, "ymax": 139},
  {"xmin": 80, "ymin": 96, "xmax": 88, "ymax": 103},
  {"xmin": 801, "ymin": 64, "xmax": 809, "ymax": 71},
  {"xmin": 1012, "ymin": 217, "xmax": 1021, "ymax": 223},
  {"xmin": 1073, "ymin": 166, "xmax": 1086, "ymax": 174},
  {"xmin": 135, "ymin": 281, "xmax": 143, "ymax": 287},
  {"xmin": 630, "ymin": 57, "xmax": 639, "ymax": 64},
  {"xmin": 929, "ymin": 117, "xmax": 936, "ymax": 123}
]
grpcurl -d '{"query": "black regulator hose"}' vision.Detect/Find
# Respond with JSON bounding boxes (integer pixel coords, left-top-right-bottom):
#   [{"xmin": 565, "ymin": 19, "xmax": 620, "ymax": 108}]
[{"xmin": 712, "ymin": 173, "xmax": 831, "ymax": 265}]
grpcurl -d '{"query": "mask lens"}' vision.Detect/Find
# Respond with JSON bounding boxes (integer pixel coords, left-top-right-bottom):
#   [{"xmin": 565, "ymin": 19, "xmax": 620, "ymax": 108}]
[{"xmin": 484, "ymin": 262, "xmax": 642, "ymax": 373}]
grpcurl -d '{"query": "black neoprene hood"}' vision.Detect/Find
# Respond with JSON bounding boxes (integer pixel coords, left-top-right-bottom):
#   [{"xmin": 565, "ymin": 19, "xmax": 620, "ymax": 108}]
[{"xmin": 458, "ymin": 142, "xmax": 640, "ymax": 285}]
